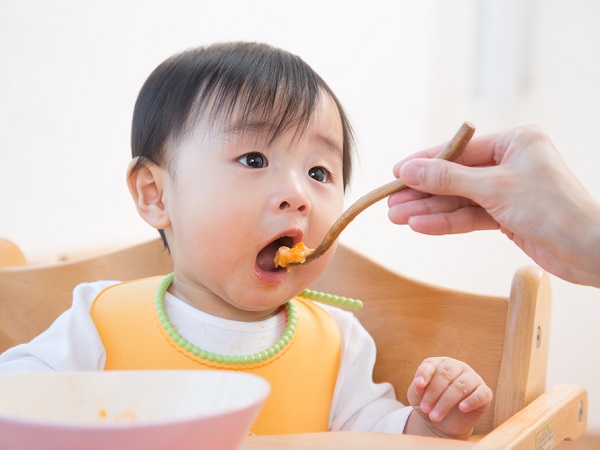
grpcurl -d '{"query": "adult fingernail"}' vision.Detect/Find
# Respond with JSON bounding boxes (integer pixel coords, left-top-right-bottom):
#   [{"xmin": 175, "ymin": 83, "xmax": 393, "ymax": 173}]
[{"xmin": 401, "ymin": 161, "xmax": 424, "ymax": 186}]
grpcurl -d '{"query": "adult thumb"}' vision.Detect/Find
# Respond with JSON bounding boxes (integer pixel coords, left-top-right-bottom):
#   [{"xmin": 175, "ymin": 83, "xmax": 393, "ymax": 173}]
[{"xmin": 400, "ymin": 158, "xmax": 483, "ymax": 200}]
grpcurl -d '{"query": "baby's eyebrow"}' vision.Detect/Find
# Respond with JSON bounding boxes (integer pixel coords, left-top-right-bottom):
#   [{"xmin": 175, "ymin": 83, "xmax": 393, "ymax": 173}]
[
  {"xmin": 221, "ymin": 119, "xmax": 343, "ymax": 158},
  {"xmin": 311, "ymin": 132, "xmax": 343, "ymax": 159},
  {"xmin": 223, "ymin": 119, "xmax": 270, "ymax": 135}
]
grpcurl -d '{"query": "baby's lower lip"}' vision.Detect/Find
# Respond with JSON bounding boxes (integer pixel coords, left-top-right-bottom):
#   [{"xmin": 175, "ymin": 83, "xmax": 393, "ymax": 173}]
[{"xmin": 254, "ymin": 263, "xmax": 287, "ymax": 284}]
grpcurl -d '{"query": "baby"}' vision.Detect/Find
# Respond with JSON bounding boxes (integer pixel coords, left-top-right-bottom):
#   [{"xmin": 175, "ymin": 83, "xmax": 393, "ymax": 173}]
[{"xmin": 0, "ymin": 42, "xmax": 491, "ymax": 438}]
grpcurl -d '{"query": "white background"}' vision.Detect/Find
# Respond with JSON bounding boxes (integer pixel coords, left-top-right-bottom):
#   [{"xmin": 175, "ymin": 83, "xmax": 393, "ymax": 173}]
[{"xmin": 2, "ymin": 0, "xmax": 600, "ymax": 433}]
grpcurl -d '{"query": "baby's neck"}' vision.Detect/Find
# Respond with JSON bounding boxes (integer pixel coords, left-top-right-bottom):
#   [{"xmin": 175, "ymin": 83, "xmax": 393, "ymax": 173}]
[{"xmin": 167, "ymin": 277, "xmax": 283, "ymax": 322}]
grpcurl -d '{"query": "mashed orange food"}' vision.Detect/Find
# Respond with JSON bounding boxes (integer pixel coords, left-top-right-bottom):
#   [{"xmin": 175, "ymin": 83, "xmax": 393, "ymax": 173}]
[{"xmin": 274, "ymin": 242, "xmax": 314, "ymax": 268}]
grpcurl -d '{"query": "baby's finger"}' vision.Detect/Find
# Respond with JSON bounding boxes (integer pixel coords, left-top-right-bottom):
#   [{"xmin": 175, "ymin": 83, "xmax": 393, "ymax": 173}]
[
  {"xmin": 429, "ymin": 376, "xmax": 476, "ymax": 422},
  {"xmin": 417, "ymin": 359, "xmax": 460, "ymax": 414},
  {"xmin": 413, "ymin": 358, "xmax": 441, "ymax": 391},
  {"xmin": 459, "ymin": 384, "xmax": 494, "ymax": 413}
]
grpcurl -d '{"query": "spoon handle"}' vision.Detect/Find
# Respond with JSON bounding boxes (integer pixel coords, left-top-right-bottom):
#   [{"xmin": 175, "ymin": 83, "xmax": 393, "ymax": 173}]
[{"xmin": 304, "ymin": 121, "xmax": 476, "ymax": 263}]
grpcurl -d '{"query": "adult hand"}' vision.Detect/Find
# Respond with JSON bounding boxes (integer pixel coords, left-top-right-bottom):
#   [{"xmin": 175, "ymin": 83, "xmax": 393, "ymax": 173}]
[{"xmin": 388, "ymin": 125, "xmax": 600, "ymax": 287}]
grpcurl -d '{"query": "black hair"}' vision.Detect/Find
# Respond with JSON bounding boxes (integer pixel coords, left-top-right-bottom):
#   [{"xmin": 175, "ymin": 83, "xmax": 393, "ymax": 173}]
[{"xmin": 130, "ymin": 41, "xmax": 354, "ymax": 247}]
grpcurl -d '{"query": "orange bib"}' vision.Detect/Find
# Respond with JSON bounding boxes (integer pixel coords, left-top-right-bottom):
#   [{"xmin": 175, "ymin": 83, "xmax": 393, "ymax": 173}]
[{"xmin": 90, "ymin": 277, "xmax": 341, "ymax": 434}]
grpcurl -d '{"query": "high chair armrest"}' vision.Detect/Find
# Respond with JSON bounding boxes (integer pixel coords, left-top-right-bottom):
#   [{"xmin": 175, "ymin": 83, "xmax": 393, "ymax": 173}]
[
  {"xmin": 473, "ymin": 384, "xmax": 587, "ymax": 450},
  {"xmin": 240, "ymin": 385, "xmax": 586, "ymax": 450}
]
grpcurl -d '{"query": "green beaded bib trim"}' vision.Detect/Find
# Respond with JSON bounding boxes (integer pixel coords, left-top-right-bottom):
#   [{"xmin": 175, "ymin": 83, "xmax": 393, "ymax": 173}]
[
  {"xmin": 154, "ymin": 273, "xmax": 362, "ymax": 366},
  {"xmin": 299, "ymin": 288, "xmax": 363, "ymax": 310}
]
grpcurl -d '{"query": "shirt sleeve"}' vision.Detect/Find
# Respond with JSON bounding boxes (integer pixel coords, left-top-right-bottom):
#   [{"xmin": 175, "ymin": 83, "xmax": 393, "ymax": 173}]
[
  {"xmin": 320, "ymin": 304, "xmax": 413, "ymax": 434},
  {"xmin": 0, "ymin": 281, "xmax": 117, "ymax": 372}
]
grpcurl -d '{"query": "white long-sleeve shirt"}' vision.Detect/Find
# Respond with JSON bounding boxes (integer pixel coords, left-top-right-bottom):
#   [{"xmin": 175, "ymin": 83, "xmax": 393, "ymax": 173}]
[{"xmin": 0, "ymin": 280, "xmax": 412, "ymax": 433}]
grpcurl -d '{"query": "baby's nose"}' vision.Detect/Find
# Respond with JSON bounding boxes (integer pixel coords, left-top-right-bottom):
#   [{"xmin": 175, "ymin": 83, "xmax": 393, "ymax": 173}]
[
  {"xmin": 274, "ymin": 178, "xmax": 312, "ymax": 215},
  {"xmin": 279, "ymin": 200, "xmax": 308, "ymax": 213}
]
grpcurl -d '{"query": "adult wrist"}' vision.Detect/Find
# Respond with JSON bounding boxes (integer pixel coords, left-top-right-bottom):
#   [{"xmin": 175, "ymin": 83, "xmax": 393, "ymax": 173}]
[
  {"xmin": 571, "ymin": 201, "xmax": 600, "ymax": 287},
  {"xmin": 584, "ymin": 206, "xmax": 600, "ymax": 287}
]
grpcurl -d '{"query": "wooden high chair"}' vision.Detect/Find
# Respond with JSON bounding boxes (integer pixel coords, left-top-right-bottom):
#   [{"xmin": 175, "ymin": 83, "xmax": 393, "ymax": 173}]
[{"xmin": 0, "ymin": 238, "xmax": 587, "ymax": 449}]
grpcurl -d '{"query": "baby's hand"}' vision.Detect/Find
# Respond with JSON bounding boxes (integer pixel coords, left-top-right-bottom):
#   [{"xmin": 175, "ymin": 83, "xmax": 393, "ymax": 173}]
[{"xmin": 405, "ymin": 357, "xmax": 493, "ymax": 440}]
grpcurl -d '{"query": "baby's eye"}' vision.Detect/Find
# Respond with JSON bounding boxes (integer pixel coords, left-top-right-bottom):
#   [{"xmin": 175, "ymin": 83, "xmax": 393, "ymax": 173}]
[
  {"xmin": 238, "ymin": 152, "xmax": 268, "ymax": 169},
  {"xmin": 308, "ymin": 166, "xmax": 331, "ymax": 183}
]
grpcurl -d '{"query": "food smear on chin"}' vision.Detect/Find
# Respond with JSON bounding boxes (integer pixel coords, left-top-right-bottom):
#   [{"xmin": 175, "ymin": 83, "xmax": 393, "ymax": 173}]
[{"xmin": 274, "ymin": 242, "xmax": 314, "ymax": 269}]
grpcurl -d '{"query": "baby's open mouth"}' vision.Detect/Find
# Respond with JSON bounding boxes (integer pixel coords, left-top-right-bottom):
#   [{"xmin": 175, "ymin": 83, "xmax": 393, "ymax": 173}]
[{"xmin": 256, "ymin": 236, "xmax": 293, "ymax": 272}]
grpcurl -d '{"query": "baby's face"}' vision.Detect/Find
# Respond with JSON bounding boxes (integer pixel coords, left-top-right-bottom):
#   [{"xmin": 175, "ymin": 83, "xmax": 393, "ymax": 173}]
[{"xmin": 160, "ymin": 93, "xmax": 345, "ymax": 320}]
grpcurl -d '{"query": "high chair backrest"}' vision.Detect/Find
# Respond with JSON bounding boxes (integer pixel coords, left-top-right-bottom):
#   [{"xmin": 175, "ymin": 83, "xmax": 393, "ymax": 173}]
[
  {"xmin": 0, "ymin": 238, "xmax": 550, "ymax": 435},
  {"xmin": 0, "ymin": 239, "xmax": 173, "ymax": 353},
  {"xmin": 311, "ymin": 245, "xmax": 551, "ymax": 435}
]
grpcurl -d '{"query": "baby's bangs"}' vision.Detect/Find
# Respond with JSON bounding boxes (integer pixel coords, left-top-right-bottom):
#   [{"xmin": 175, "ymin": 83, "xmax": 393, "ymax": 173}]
[
  {"xmin": 191, "ymin": 43, "xmax": 323, "ymax": 145},
  {"xmin": 132, "ymin": 42, "xmax": 352, "ymax": 186}
]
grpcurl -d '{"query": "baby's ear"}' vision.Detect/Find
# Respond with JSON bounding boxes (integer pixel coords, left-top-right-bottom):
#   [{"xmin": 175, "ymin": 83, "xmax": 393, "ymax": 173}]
[{"xmin": 126, "ymin": 158, "xmax": 171, "ymax": 230}]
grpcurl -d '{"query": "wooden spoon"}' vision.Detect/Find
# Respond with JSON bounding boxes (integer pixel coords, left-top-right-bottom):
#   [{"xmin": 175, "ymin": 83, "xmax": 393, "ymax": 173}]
[{"xmin": 281, "ymin": 121, "xmax": 476, "ymax": 267}]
